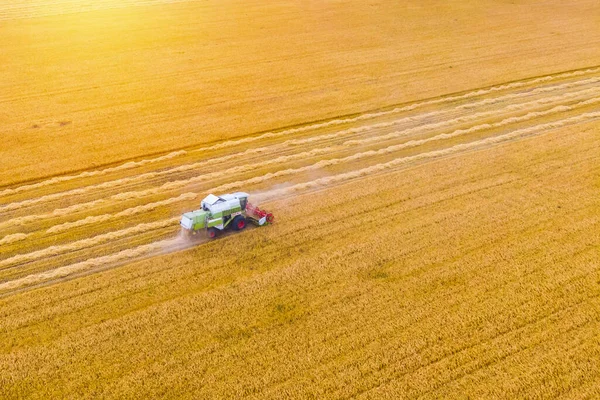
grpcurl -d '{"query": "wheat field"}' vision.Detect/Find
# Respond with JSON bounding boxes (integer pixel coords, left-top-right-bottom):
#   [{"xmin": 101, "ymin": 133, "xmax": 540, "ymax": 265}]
[{"xmin": 1, "ymin": 0, "xmax": 600, "ymax": 398}]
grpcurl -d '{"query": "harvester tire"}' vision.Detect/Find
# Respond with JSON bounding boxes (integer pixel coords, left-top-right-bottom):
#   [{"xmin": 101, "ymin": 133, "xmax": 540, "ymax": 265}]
[
  {"xmin": 232, "ymin": 215, "xmax": 247, "ymax": 231},
  {"xmin": 207, "ymin": 228, "xmax": 217, "ymax": 239}
]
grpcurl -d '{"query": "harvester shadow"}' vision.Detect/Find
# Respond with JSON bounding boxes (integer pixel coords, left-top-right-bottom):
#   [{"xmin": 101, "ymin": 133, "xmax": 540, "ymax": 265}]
[{"xmin": 181, "ymin": 223, "xmax": 259, "ymax": 245}]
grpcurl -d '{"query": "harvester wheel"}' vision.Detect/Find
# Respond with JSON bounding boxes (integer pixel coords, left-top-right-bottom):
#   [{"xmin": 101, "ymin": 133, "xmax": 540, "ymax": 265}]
[
  {"xmin": 232, "ymin": 215, "xmax": 247, "ymax": 231},
  {"xmin": 207, "ymin": 228, "xmax": 217, "ymax": 239}
]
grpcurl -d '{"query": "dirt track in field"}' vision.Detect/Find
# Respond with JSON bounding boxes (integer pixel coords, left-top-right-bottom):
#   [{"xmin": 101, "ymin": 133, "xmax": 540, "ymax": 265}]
[{"xmin": 1, "ymin": 65, "xmax": 600, "ymax": 293}]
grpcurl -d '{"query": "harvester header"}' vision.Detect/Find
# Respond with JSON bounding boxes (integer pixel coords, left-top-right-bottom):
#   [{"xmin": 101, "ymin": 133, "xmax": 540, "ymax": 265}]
[{"xmin": 180, "ymin": 192, "xmax": 274, "ymax": 238}]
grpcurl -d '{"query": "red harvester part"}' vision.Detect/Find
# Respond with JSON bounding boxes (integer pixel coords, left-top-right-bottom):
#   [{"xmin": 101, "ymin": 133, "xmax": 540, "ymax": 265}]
[{"xmin": 246, "ymin": 202, "xmax": 275, "ymax": 224}]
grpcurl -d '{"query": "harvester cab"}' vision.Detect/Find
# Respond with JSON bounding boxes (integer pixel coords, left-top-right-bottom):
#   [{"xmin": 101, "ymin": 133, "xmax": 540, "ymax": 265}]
[{"xmin": 180, "ymin": 192, "xmax": 274, "ymax": 239}]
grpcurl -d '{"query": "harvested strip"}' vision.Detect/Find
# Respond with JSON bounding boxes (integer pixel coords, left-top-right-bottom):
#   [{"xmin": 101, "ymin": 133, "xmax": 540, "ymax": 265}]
[
  {"xmin": 0, "ymin": 110, "xmax": 437, "ymax": 212},
  {"xmin": 185, "ymin": 76, "xmax": 600, "ymax": 151},
  {"xmin": 2, "ymin": 68, "xmax": 598, "ymax": 198},
  {"xmin": 454, "ymin": 76, "xmax": 600, "ymax": 109},
  {"xmin": 1, "ymin": 102, "xmax": 557, "ymax": 229},
  {"xmin": 5, "ymin": 111, "xmax": 599, "ymax": 292},
  {"xmin": 275, "ymin": 83, "xmax": 600, "ymax": 147},
  {"xmin": 46, "ymin": 193, "xmax": 197, "ymax": 234},
  {"xmin": 0, "ymin": 218, "xmax": 178, "ymax": 269},
  {"xmin": 188, "ymin": 69, "xmax": 600, "ymax": 149},
  {"xmin": 0, "ymin": 237, "xmax": 188, "ymax": 291},
  {"xmin": 3, "ymin": 81, "xmax": 598, "ymax": 218},
  {"xmin": 345, "ymin": 97, "xmax": 600, "ymax": 146},
  {"xmin": 204, "ymin": 101, "xmax": 600, "ymax": 193},
  {"xmin": 36, "ymin": 103, "xmax": 600, "ymax": 236},
  {"xmin": 256, "ymin": 111, "xmax": 600, "ymax": 201},
  {"xmin": 0, "ymin": 151, "xmax": 187, "ymax": 197}
]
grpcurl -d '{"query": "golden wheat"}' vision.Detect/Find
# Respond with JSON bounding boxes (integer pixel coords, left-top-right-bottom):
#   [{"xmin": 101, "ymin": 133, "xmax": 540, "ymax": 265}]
[{"xmin": 2, "ymin": 0, "xmax": 600, "ymax": 398}]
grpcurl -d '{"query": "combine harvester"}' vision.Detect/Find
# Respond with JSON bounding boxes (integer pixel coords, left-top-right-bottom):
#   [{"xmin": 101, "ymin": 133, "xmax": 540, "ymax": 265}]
[{"xmin": 180, "ymin": 192, "xmax": 274, "ymax": 238}]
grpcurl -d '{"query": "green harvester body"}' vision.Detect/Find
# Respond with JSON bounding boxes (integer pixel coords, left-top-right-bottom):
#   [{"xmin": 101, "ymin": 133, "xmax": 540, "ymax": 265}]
[{"xmin": 180, "ymin": 192, "xmax": 273, "ymax": 238}]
